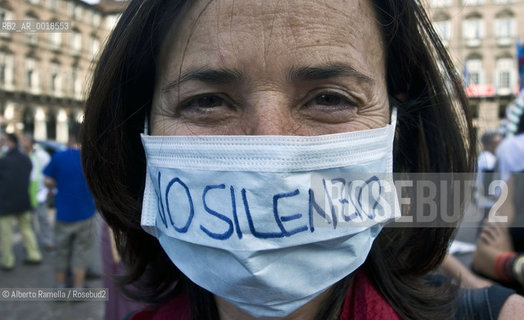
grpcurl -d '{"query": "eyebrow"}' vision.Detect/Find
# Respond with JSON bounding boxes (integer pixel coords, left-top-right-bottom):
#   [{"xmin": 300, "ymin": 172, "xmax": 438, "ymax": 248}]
[
  {"xmin": 163, "ymin": 63, "xmax": 374, "ymax": 92},
  {"xmin": 288, "ymin": 63, "xmax": 375, "ymax": 84},
  {"xmin": 163, "ymin": 68, "xmax": 243, "ymax": 92}
]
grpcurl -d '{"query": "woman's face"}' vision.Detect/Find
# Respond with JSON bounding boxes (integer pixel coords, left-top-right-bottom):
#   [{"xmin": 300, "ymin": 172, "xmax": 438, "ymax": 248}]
[{"xmin": 152, "ymin": 0, "xmax": 388, "ymax": 136}]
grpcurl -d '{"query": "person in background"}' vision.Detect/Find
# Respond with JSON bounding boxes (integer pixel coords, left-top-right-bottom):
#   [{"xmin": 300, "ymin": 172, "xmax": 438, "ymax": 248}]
[
  {"xmin": 20, "ymin": 133, "xmax": 53, "ymax": 251},
  {"xmin": 0, "ymin": 133, "xmax": 42, "ymax": 270},
  {"xmin": 473, "ymin": 113, "xmax": 524, "ymax": 291},
  {"xmin": 44, "ymin": 133, "xmax": 96, "ymax": 288},
  {"xmin": 101, "ymin": 220, "xmax": 147, "ymax": 320},
  {"xmin": 475, "ymin": 130, "xmax": 502, "ymax": 213}
]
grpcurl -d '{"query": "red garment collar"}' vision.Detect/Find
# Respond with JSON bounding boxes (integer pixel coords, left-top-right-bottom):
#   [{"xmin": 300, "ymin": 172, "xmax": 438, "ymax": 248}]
[{"xmin": 339, "ymin": 271, "xmax": 401, "ymax": 320}]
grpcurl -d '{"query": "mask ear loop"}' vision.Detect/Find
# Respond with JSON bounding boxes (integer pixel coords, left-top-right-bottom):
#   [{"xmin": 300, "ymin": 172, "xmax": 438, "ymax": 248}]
[
  {"xmin": 388, "ymin": 95, "xmax": 399, "ymax": 126},
  {"xmin": 144, "ymin": 116, "xmax": 149, "ymax": 136}
]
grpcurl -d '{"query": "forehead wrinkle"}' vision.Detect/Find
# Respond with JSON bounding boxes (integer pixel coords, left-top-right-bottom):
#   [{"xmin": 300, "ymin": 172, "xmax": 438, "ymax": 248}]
[
  {"xmin": 157, "ymin": 0, "xmax": 386, "ymax": 96},
  {"xmin": 183, "ymin": 0, "xmax": 381, "ymax": 56}
]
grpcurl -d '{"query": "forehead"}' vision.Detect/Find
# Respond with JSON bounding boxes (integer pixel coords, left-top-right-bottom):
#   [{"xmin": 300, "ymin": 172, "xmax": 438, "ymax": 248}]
[{"xmin": 159, "ymin": 0, "xmax": 385, "ymax": 82}]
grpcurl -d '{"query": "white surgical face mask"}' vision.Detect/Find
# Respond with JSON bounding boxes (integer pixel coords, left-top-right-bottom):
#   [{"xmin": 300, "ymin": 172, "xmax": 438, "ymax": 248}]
[{"xmin": 141, "ymin": 109, "xmax": 400, "ymax": 318}]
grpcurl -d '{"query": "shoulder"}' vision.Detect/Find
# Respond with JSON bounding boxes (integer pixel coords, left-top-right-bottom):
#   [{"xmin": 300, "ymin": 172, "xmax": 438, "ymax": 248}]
[
  {"xmin": 498, "ymin": 294, "xmax": 524, "ymax": 320},
  {"xmin": 498, "ymin": 135, "xmax": 524, "ymax": 157},
  {"xmin": 497, "ymin": 136, "xmax": 515, "ymax": 154},
  {"xmin": 13, "ymin": 150, "xmax": 31, "ymax": 163},
  {"xmin": 51, "ymin": 149, "xmax": 70, "ymax": 162}
]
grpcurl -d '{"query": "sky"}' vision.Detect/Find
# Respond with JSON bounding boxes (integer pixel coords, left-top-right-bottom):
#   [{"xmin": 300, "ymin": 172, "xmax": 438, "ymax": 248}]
[{"xmin": 81, "ymin": 0, "xmax": 100, "ymax": 4}]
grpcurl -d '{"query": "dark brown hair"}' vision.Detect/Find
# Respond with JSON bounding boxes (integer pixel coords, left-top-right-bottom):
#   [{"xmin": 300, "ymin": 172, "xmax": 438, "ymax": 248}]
[{"xmin": 81, "ymin": 1, "xmax": 474, "ymax": 319}]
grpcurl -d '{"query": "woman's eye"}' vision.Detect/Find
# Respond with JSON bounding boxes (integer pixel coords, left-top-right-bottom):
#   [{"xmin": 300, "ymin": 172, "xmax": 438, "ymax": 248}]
[
  {"xmin": 181, "ymin": 95, "xmax": 227, "ymax": 110},
  {"xmin": 174, "ymin": 94, "xmax": 236, "ymax": 124},
  {"xmin": 305, "ymin": 92, "xmax": 357, "ymax": 109},
  {"xmin": 314, "ymin": 94, "xmax": 342, "ymax": 106}
]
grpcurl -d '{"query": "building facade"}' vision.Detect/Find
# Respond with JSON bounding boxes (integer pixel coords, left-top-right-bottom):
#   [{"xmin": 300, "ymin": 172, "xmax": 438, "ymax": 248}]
[
  {"xmin": 427, "ymin": 0, "xmax": 524, "ymax": 136},
  {"xmin": 0, "ymin": 0, "xmax": 126, "ymax": 142}
]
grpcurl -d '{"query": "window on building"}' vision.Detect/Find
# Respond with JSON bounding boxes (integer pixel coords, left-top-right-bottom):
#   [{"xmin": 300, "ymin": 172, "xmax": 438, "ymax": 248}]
[
  {"xmin": 48, "ymin": 0, "xmax": 59, "ymax": 11},
  {"xmin": 71, "ymin": 31, "xmax": 82, "ymax": 54},
  {"xmin": 463, "ymin": 14, "xmax": 484, "ymax": 47},
  {"xmin": 69, "ymin": 2, "xmax": 75, "ymax": 18},
  {"xmin": 89, "ymin": 10, "xmax": 95, "ymax": 25},
  {"xmin": 0, "ymin": 53, "xmax": 14, "ymax": 89},
  {"xmin": 74, "ymin": 5, "xmax": 83, "ymax": 21},
  {"xmin": 73, "ymin": 68, "xmax": 82, "ymax": 99},
  {"xmin": 26, "ymin": 70, "xmax": 32, "ymax": 89},
  {"xmin": 495, "ymin": 58, "xmax": 515, "ymax": 94},
  {"xmin": 48, "ymin": 21, "xmax": 62, "ymax": 50},
  {"xmin": 494, "ymin": 12, "xmax": 516, "ymax": 46},
  {"xmin": 71, "ymin": 67, "xmax": 82, "ymax": 99},
  {"xmin": 430, "ymin": 0, "xmax": 452, "ymax": 7},
  {"xmin": 0, "ymin": 9, "xmax": 13, "ymax": 39},
  {"xmin": 465, "ymin": 58, "xmax": 484, "ymax": 85},
  {"xmin": 26, "ymin": 0, "xmax": 41, "ymax": 5},
  {"xmin": 92, "ymin": 11, "xmax": 101, "ymax": 27},
  {"xmin": 25, "ymin": 58, "xmax": 39, "ymax": 93},
  {"xmin": 25, "ymin": 15, "xmax": 38, "ymax": 46},
  {"xmin": 0, "ymin": 8, "xmax": 13, "ymax": 22},
  {"xmin": 49, "ymin": 32, "xmax": 61, "ymax": 50},
  {"xmin": 50, "ymin": 73, "xmax": 57, "ymax": 92},
  {"xmin": 50, "ymin": 62, "xmax": 61, "ymax": 96},
  {"xmin": 70, "ymin": 68, "xmax": 76, "ymax": 97}
]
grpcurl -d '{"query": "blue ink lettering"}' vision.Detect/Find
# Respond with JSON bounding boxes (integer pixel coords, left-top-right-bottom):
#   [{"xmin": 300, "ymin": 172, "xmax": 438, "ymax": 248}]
[
  {"xmin": 308, "ymin": 188, "xmax": 332, "ymax": 232},
  {"xmin": 200, "ymin": 184, "xmax": 234, "ymax": 240},
  {"xmin": 242, "ymin": 188, "xmax": 284, "ymax": 239},
  {"xmin": 273, "ymin": 190, "xmax": 308, "ymax": 237},
  {"xmin": 165, "ymin": 177, "xmax": 194, "ymax": 233},
  {"xmin": 369, "ymin": 176, "xmax": 383, "ymax": 217},
  {"xmin": 332, "ymin": 178, "xmax": 349, "ymax": 219},
  {"xmin": 357, "ymin": 176, "xmax": 380, "ymax": 219},
  {"xmin": 230, "ymin": 186, "xmax": 242, "ymax": 239},
  {"xmin": 344, "ymin": 181, "xmax": 362, "ymax": 222},
  {"xmin": 280, "ymin": 214, "xmax": 302, "ymax": 222}
]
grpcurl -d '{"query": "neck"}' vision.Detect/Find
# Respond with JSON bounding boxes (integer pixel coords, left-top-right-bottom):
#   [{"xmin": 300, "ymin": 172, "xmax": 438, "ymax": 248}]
[{"xmin": 215, "ymin": 286, "xmax": 335, "ymax": 320}]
